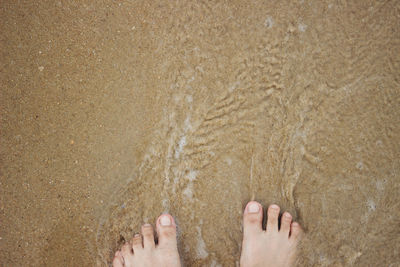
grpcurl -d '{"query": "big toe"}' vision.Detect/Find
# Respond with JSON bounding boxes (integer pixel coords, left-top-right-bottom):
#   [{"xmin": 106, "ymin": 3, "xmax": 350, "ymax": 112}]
[
  {"xmin": 156, "ymin": 214, "xmax": 177, "ymax": 248},
  {"xmin": 243, "ymin": 201, "xmax": 263, "ymax": 237}
]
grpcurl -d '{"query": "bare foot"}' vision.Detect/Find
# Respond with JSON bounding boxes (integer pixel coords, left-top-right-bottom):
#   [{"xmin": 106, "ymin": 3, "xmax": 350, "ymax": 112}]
[
  {"xmin": 113, "ymin": 214, "xmax": 181, "ymax": 267},
  {"xmin": 240, "ymin": 201, "xmax": 303, "ymax": 267}
]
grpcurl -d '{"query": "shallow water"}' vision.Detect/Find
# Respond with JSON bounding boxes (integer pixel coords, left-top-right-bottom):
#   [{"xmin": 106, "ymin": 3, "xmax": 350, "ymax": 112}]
[{"xmin": 1, "ymin": 0, "xmax": 400, "ymax": 266}]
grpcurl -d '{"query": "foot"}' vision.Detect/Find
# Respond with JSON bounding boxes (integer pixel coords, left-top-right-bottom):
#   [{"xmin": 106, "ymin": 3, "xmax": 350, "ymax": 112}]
[
  {"xmin": 113, "ymin": 214, "xmax": 181, "ymax": 267},
  {"xmin": 240, "ymin": 201, "xmax": 303, "ymax": 267}
]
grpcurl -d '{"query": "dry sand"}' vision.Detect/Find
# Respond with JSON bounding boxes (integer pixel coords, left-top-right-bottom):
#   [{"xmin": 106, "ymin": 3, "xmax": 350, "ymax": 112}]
[{"xmin": 1, "ymin": 0, "xmax": 400, "ymax": 266}]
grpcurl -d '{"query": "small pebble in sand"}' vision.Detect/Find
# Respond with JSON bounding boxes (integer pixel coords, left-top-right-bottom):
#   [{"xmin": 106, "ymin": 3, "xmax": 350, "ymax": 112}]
[
  {"xmin": 264, "ymin": 16, "xmax": 274, "ymax": 28},
  {"xmin": 298, "ymin": 23, "xmax": 308, "ymax": 32},
  {"xmin": 38, "ymin": 66, "xmax": 44, "ymax": 71}
]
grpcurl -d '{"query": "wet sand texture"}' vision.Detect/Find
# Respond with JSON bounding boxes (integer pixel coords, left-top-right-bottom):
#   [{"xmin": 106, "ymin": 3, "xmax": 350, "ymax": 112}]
[{"xmin": 1, "ymin": 0, "xmax": 400, "ymax": 266}]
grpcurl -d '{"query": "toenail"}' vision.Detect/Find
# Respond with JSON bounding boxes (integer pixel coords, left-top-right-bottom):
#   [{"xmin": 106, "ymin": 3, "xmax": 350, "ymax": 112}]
[
  {"xmin": 134, "ymin": 233, "xmax": 141, "ymax": 238},
  {"xmin": 284, "ymin": 213, "xmax": 292, "ymax": 218},
  {"xmin": 143, "ymin": 223, "xmax": 152, "ymax": 227},
  {"xmin": 270, "ymin": 204, "xmax": 279, "ymax": 210},
  {"xmin": 248, "ymin": 203, "xmax": 260, "ymax": 213},
  {"xmin": 160, "ymin": 215, "xmax": 171, "ymax": 226}
]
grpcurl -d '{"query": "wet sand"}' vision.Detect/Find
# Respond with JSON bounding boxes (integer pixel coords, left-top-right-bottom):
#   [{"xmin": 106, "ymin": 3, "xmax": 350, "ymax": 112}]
[{"xmin": 1, "ymin": 0, "xmax": 400, "ymax": 266}]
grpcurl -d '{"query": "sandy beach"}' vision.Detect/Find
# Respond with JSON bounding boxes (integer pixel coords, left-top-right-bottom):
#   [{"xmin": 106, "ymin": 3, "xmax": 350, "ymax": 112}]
[{"xmin": 1, "ymin": 0, "xmax": 399, "ymax": 266}]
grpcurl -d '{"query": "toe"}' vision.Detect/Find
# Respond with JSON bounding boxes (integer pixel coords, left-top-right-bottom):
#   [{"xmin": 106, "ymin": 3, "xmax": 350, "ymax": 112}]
[
  {"xmin": 112, "ymin": 251, "xmax": 124, "ymax": 267},
  {"xmin": 131, "ymin": 233, "xmax": 143, "ymax": 250},
  {"xmin": 156, "ymin": 214, "xmax": 177, "ymax": 248},
  {"xmin": 243, "ymin": 201, "xmax": 263, "ymax": 237},
  {"xmin": 121, "ymin": 243, "xmax": 133, "ymax": 263},
  {"xmin": 290, "ymin": 222, "xmax": 303, "ymax": 241},
  {"xmin": 121, "ymin": 242, "xmax": 132, "ymax": 255},
  {"xmin": 141, "ymin": 224, "xmax": 155, "ymax": 249},
  {"xmin": 266, "ymin": 204, "xmax": 280, "ymax": 233},
  {"xmin": 280, "ymin": 212, "xmax": 292, "ymax": 236}
]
